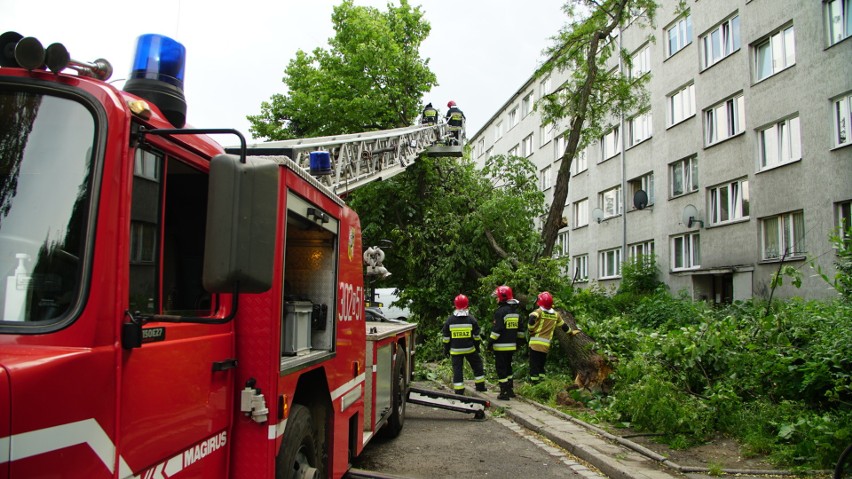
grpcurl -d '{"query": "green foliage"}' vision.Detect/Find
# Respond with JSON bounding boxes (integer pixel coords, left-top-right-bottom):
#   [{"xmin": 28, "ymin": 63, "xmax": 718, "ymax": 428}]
[
  {"xmin": 810, "ymin": 226, "xmax": 852, "ymax": 301},
  {"xmin": 348, "ymin": 154, "xmax": 547, "ymax": 329},
  {"xmin": 248, "ymin": 0, "xmax": 437, "ymax": 140},
  {"xmin": 617, "ymin": 255, "xmax": 662, "ymax": 295}
]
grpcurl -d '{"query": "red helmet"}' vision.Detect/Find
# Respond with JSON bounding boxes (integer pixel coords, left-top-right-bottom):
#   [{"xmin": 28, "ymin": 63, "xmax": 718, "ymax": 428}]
[
  {"xmin": 447, "ymin": 100, "xmax": 456, "ymax": 108},
  {"xmin": 454, "ymin": 294, "xmax": 469, "ymax": 310},
  {"xmin": 494, "ymin": 285, "xmax": 513, "ymax": 302},
  {"xmin": 536, "ymin": 291, "xmax": 553, "ymax": 309}
]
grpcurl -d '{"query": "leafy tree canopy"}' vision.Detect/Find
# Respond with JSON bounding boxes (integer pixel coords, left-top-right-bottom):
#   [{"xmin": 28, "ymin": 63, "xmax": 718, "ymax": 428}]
[
  {"xmin": 248, "ymin": 0, "xmax": 438, "ymax": 140},
  {"xmin": 348, "ymin": 153, "xmax": 547, "ymax": 327}
]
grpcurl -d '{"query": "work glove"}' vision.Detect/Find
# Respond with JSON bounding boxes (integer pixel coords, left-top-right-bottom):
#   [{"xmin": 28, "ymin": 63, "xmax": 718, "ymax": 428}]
[
  {"xmin": 487, "ymin": 341, "xmax": 494, "ymax": 352},
  {"xmin": 474, "ymin": 342, "xmax": 481, "ymax": 353}
]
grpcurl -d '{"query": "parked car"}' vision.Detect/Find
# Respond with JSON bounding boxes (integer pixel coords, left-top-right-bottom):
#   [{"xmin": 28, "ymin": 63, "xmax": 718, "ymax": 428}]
[{"xmin": 370, "ymin": 288, "xmax": 411, "ymax": 320}]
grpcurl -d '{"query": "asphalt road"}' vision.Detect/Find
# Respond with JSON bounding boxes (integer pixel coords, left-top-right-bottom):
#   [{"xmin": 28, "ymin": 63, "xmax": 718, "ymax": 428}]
[{"xmin": 350, "ymin": 383, "xmax": 604, "ymax": 479}]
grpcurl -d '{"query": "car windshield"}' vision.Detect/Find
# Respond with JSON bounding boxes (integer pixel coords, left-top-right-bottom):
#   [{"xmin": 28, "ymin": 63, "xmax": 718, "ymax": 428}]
[{"xmin": 0, "ymin": 89, "xmax": 95, "ymax": 324}]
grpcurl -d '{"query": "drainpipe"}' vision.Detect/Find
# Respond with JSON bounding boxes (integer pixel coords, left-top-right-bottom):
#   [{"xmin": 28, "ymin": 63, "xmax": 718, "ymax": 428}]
[{"xmin": 618, "ymin": 25, "xmax": 627, "ymax": 268}]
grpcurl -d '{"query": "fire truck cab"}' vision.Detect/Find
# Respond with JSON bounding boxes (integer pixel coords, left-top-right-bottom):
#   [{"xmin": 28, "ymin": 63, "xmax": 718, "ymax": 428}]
[{"xmin": 0, "ymin": 32, "xmax": 414, "ymax": 479}]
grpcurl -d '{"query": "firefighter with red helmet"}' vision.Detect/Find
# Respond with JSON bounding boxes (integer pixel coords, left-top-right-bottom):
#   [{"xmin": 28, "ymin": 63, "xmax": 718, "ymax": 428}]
[
  {"xmin": 442, "ymin": 294, "xmax": 487, "ymax": 395},
  {"xmin": 445, "ymin": 100, "xmax": 465, "ymax": 145},
  {"xmin": 488, "ymin": 285, "xmax": 521, "ymax": 400},
  {"xmin": 527, "ymin": 291, "xmax": 570, "ymax": 383}
]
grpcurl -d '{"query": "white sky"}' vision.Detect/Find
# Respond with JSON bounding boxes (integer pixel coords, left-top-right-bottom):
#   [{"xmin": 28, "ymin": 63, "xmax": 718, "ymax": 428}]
[{"xmin": 2, "ymin": 0, "xmax": 567, "ymax": 142}]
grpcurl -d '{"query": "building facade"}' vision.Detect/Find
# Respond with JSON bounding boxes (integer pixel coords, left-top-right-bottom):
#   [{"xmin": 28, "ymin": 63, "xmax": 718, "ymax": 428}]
[{"xmin": 470, "ymin": 0, "xmax": 852, "ymax": 302}]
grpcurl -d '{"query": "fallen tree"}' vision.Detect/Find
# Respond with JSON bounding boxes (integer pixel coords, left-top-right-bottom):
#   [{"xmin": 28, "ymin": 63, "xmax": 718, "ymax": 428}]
[{"xmin": 554, "ymin": 308, "xmax": 615, "ymax": 393}]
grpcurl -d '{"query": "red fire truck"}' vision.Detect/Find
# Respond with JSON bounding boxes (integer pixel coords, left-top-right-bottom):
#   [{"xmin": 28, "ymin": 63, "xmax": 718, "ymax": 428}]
[{"xmin": 0, "ymin": 32, "xmax": 427, "ymax": 478}]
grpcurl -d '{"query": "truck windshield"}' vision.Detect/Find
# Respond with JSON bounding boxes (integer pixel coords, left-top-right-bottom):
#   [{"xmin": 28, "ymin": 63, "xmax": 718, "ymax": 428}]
[{"xmin": 0, "ymin": 90, "xmax": 95, "ymax": 324}]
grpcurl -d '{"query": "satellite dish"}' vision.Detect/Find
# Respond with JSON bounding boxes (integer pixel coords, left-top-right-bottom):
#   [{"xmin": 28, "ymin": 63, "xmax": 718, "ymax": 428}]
[
  {"xmin": 681, "ymin": 204, "xmax": 703, "ymax": 228},
  {"xmin": 633, "ymin": 190, "xmax": 648, "ymax": 210},
  {"xmin": 592, "ymin": 208, "xmax": 605, "ymax": 224}
]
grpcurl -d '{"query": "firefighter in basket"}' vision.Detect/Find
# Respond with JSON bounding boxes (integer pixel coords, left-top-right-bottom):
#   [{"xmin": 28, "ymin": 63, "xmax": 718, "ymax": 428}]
[{"xmin": 444, "ymin": 100, "xmax": 465, "ymax": 145}]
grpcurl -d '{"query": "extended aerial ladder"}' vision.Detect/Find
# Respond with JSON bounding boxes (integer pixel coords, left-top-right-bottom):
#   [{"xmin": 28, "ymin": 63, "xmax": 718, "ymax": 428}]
[{"xmin": 232, "ymin": 122, "xmax": 465, "ymax": 196}]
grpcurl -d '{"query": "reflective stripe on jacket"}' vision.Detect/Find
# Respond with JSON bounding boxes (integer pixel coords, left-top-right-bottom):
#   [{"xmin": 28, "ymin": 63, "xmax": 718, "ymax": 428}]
[
  {"xmin": 528, "ymin": 308, "xmax": 563, "ymax": 353},
  {"xmin": 442, "ymin": 310, "xmax": 481, "ymax": 355},
  {"xmin": 490, "ymin": 300, "xmax": 521, "ymax": 351}
]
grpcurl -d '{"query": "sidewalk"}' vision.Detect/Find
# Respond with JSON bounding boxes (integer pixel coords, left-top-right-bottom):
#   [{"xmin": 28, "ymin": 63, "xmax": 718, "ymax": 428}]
[{"xmin": 463, "ymin": 383, "xmax": 796, "ymax": 479}]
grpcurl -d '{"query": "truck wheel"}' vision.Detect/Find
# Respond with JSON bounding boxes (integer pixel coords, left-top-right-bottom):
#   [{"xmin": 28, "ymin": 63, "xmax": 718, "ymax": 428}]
[
  {"xmin": 276, "ymin": 404, "xmax": 320, "ymax": 479},
  {"xmin": 379, "ymin": 348, "xmax": 407, "ymax": 438}
]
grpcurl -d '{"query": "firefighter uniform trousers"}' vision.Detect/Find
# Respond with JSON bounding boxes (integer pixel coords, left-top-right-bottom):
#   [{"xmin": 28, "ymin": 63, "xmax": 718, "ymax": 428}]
[
  {"xmin": 442, "ymin": 311, "xmax": 486, "ymax": 394},
  {"xmin": 490, "ymin": 300, "xmax": 522, "ymax": 398},
  {"xmin": 527, "ymin": 308, "xmax": 565, "ymax": 383}
]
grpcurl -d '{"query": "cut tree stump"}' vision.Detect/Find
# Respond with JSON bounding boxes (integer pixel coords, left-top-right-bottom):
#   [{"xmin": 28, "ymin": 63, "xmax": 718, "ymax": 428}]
[{"xmin": 554, "ymin": 308, "xmax": 615, "ymax": 393}]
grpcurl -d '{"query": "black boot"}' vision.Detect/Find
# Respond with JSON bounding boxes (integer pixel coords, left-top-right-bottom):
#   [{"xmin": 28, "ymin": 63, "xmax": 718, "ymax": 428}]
[
  {"xmin": 454, "ymin": 388, "xmax": 465, "ymax": 396},
  {"xmin": 507, "ymin": 379, "xmax": 516, "ymax": 398},
  {"xmin": 497, "ymin": 383, "xmax": 510, "ymax": 400},
  {"xmin": 475, "ymin": 382, "xmax": 487, "ymax": 392}
]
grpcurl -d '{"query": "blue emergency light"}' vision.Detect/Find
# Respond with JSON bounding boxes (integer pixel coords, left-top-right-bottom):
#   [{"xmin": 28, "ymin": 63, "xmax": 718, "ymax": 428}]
[
  {"xmin": 124, "ymin": 33, "xmax": 188, "ymax": 127},
  {"xmin": 129, "ymin": 34, "xmax": 185, "ymax": 88},
  {"xmin": 309, "ymin": 151, "xmax": 332, "ymax": 176}
]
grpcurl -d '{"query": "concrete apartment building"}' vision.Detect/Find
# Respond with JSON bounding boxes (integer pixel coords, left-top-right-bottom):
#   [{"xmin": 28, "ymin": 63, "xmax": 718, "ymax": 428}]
[{"xmin": 469, "ymin": 0, "xmax": 852, "ymax": 302}]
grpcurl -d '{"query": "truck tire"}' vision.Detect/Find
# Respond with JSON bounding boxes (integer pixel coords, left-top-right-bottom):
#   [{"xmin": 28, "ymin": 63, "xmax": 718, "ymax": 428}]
[
  {"xmin": 276, "ymin": 404, "xmax": 320, "ymax": 479},
  {"xmin": 379, "ymin": 348, "xmax": 407, "ymax": 438}
]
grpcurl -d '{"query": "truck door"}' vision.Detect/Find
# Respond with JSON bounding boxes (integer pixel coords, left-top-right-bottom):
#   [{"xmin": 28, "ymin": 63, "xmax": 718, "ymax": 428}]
[{"xmin": 119, "ymin": 146, "xmax": 232, "ymax": 477}]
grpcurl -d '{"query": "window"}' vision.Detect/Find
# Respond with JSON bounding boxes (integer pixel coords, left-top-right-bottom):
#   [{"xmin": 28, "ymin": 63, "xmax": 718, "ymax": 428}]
[
  {"xmin": 130, "ymin": 222, "xmax": 157, "ymax": 263},
  {"xmin": 574, "ymin": 198, "xmax": 589, "ymax": 227},
  {"xmin": 540, "ymin": 165, "xmax": 552, "ymax": 190},
  {"xmin": 628, "ymin": 240, "xmax": 655, "ymax": 262},
  {"xmin": 833, "ymin": 93, "xmax": 851, "ymax": 147},
  {"xmin": 573, "ymin": 254, "xmax": 589, "ymax": 282},
  {"xmin": 522, "ymin": 133, "xmax": 534, "ymax": 157},
  {"xmin": 509, "ymin": 108, "xmax": 519, "ymax": 128},
  {"xmin": 571, "ymin": 147, "xmax": 588, "ymax": 175},
  {"xmin": 599, "ymin": 185, "xmax": 623, "ymax": 219},
  {"xmin": 628, "ymin": 172, "xmax": 654, "ymax": 207},
  {"xmin": 672, "ymin": 233, "xmax": 700, "ymax": 270},
  {"xmin": 555, "ymin": 230, "xmax": 569, "ymax": 258},
  {"xmin": 601, "ymin": 126, "xmax": 621, "ymax": 160},
  {"xmin": 705, "ymin": 93, "xmax": 745, "ymax": 146},
  {"xmin": 709, "ymin": 179, "xmax": 749, "ymax": 225},
  {"xmin": 670, "ymin": 155, "xmax": 699, "ymax": 197},
  {"xmin": 485, "ymin": 147, "xmax": 493, "ymax": 159},
  {"xmin": 668, "ymin": 83, "xmax": 695, "ymax": 127},
  {"xmin": 539, "ymin": 76, "xmax": 552, "ymax": 99},
  {"xmin": 476, "ymin": 138, "xmax": 485, "ymax": 158},
  {"xmin": 701, "ymin": 14, "xmax": 740, "ymax": 69},
  {"xmin": 509, "ymin": 145, "xmax": 519, "ymax": 157},
  {"xmin": 599, "ymin": 248, "xmax": 622, "ymax": 279},
  {"xmin": 628, "ymin": 112, "xmax": 653, "ymax": 146},
  {"xmin": 494, "ymin": 121, "xmax": 504, "ymax": 141},
  {"xmin": 836, "ymin": 200, "xmax": 851, "ymax": 234},
  {"xmin": 762, "ymin": 211, "xmax": 805, "ymax": 259},
  {"xmin": 667, "ymin": 14, "xmax": 693, "ymax": 57},
  {"xmin": 755, "ymin": 25, "xmax": 795, "ymax": 82},
  {"xmin": 522, "ymin": 93, "xmax": 534, "ymax": 117},
  {"xmin": 826, "ymin": 0, "xmax": 851, "ymax": 46},
  {"xmin": 758, "ymin": 115, "xmax": 801, "ymax": 169},
  {"xmin": 540, "ymin": 124, "xmax": 553, "ymax": 146},
  {"xmin": 554, "ymin": 133, "xmax": 565, "ymax": 159},
  {"xmin": 630, "ymin": 44, "xmax": 651, "ymax": 79}
]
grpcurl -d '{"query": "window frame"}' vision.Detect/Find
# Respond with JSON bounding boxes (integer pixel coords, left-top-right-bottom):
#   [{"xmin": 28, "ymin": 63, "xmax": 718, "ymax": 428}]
[
  {"xmin": 540, "ymin": 165, "xmax": 553, "ymax": 191},
  {"xmin": 508, "ymin": 107, "xmax": 519, "ymax": 128},
  {"xmin": 705, "ymin": 93, "xmax": 745, "ymax": 146},
  {"xmin": 522, "ymin": 92, "xmax": 534, "ymax": 118},
  {"xmin": 630, "ymin": 44, "xmax": 651, "ymax": 79},
  {"xmin": 522, "ymin": 133, "xmax": 534, "ymax": 157},
  {"xmin": 666, "ymin": 14, "xmax": 694, "ymax": 58},
  {"xmin": 628, "ymin": 111, "xmax": 653, "ymax": 146},
  {"xmin": 571, "ymin": 147, "xmax": 588, "ymax": 175},
  {"xmin": 628, "ymin": 240, "xmax": 655, "ymax": 263},
  {"xmin": 599, "ymin": 185, "xmax": 623, "ymax": 219},
  {"xmin": 709, "ymin": 178, "xmax": 750, "ymax": 226},
  {"xmin": 574, "ymin": 198, "xmax": 589, "ymax": 228},
  {"xmin": 668, "ymin": 82, "xmax": 696, "ymax": 127},
  {"xmin": 833, "ymin": 92, "xmax": 852, "ymax": 148},
  {"xmin": 700, "ymin": 14, "xmax": 741, "ymax": 70},
  {"xmin": 757, "ymin": 114, "xmax": 801, "ymax": 170},
  {"xmin": 572, "ymin": 254, "xmax": 589, "ymax": 282},
  {"xmin": 670, "ymin": 155, "xmax": 699, "ymax": 197},
  {"xmin": 599, "ymin": 247, "xmax": 622, "ymax": 279},
  {"xmin": 628, "ymin": 172, "xmax": 655, "ymax": 208},
  {"xmin": 761, "ymin": 211, "xmax": 806, "ymax": 260},
  {"xmin": 601, "ymin": 125, "xmax": 621, "ymax": 161},
  {"xmin": 754, "ymin": 25, "xmax": 796, "ymax": 83},
  {"xmin": 825, "ymin": 0, "xmax": 851, "ymax": 46},
  {"xmin": 671, "ymin": 232, "xmax": 700, "ymax": 271}
]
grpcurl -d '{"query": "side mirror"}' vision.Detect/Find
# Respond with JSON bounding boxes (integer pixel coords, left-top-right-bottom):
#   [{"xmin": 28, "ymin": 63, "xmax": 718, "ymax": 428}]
[{"xmin": 203, "ymin": 154, "xmax": 278, "ymax": 293}]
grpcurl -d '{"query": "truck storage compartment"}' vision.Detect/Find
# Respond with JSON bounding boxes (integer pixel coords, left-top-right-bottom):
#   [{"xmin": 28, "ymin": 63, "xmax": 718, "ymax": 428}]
[{"xmin": 283, "ymin": 301, "xmax": 313, "ymax": 355}]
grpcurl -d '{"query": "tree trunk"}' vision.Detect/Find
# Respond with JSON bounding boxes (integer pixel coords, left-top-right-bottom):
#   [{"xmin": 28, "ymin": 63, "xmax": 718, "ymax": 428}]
[{"xmin": 553, "ymin": 308, "xmax": 615, "ymax": 393}]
